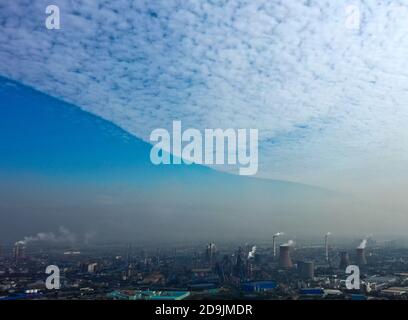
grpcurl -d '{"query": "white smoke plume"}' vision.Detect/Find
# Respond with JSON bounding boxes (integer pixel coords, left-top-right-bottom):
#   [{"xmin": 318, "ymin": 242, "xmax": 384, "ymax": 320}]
[
  {"xmin": 326, "ymin": 232, "xmax": 331, "ymax": 236},
  {"xmin": 248, "ymin": 246, "xmax": 257, "ymax": 259},
  {"xmin": 282, "ymin": 240, "xmax": 295, "ymax": 246},
  {"xmin": 15, "ymin": 226, "xmax": 76, "ymax": 245},
  {"xmin": 358, "ymin": 239, "xmax": 367, "ymax": 249},
  {"xmin": 274, "ymin": 232, "xmax": 284, "ymax": 237}
]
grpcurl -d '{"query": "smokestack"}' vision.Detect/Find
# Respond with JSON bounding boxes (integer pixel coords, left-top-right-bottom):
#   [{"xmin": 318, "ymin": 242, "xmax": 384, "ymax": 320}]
[
  {"xmin": 356, "ymin": 248, "xmax": 367, "ymax": 265},
  {"xmin": 272, "ymin": 232, "xmax": 283, "ymax": 258},
  {"xmin": 324, "ymin": 232, "xmax": 331, "ymax": 262},
  {"xmin": 298, "ymin": 261, "xmax": 314, "ymax": 279},
  {"xmin": 339, "ymin": 251, "xmax": 350, "ymax": 269},
  {"xmin": 279, "ymin": 244, "xmax": 293, "ymax": 268},
  {"xmin": 14, "ymin": 242, "xmax": 25, "ymax": 261}
]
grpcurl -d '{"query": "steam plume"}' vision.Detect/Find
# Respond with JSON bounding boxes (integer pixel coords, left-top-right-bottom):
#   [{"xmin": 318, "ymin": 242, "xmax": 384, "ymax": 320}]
[
  {"xmin": 248, "ymin": 246, "xmax": 257, "ymax": 259},
  {"xmin": 358, "ymin": 239, "xmax": 367, "ymax": 249},
  {"xmin": 282, "ymin": 240, "xmax": 294, "ymax": 246},
  {"xmin": 15, "ymin": 226, "xmax": 76, "ymax": 245}
]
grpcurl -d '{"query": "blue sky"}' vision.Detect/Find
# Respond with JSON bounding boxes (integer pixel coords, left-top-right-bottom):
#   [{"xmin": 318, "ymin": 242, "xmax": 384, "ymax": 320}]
[
  {"xmin": 0, "ymin": 76, "xmax": 153, "ymax": 175},
  {"xmin": 1, "ymin": 0, "xmax": 408, "ymax": 196}
]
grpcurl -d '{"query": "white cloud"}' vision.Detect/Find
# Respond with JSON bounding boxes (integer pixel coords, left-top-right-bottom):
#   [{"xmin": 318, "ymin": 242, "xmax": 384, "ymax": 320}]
[{"xmin": 1, "ymin": 0, "xmax": 408, "ymax": 192}]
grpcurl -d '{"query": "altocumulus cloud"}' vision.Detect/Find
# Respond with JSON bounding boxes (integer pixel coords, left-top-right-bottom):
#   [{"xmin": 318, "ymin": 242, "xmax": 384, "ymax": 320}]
[{"xmin": 1, "ymin": 0, "xmax": 408, "ymax": 191}]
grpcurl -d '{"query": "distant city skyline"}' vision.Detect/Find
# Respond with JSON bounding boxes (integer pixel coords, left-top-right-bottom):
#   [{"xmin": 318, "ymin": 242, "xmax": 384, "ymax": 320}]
[{"xmin": 2, "ymin": 236, "xmax": 408, "ymax": 300}]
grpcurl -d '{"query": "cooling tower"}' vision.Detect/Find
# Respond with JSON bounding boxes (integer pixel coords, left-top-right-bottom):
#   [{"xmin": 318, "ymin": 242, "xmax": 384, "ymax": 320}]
[
  {"xmin": 279, "ymin": 245, "xmax": 293, "ymax": 268},
  {"xmin": 339, "ymin": 251, "xmax": 350, "ymax": 269},
  {"xmin": 356, "ymin": 248, "xmax": 367, "ymax": 265},
  {"xmin": 298, "ymin": 261, "xmax": 314, "ymax": 279}
]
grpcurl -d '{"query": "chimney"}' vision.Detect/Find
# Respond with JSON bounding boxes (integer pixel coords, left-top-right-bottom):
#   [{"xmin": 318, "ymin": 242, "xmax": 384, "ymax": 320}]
[
  {"xmin": 356, "ymin": 248, "xmax": 367, "ymax": 265},
  {"xmin": 279, "ymin": 245, "xmax": 293, "ymax": 268},
  {"xmin": 272, "ymin": 236, "xmax": 277, "ymax": 258},
  {"xmin": 339, "ymin": 251, "xmax": 350, "ymax": 269},
  {"xmin": 13, "ymin": 242, "xmax": 25, "ymax": 261},
  {"xmin": 324, "ymin": 234, "xmax": 329, "ymax": 262},
  {"xmin": 272, "ymin": 233, "xmax": 283, "ymax": 258}
]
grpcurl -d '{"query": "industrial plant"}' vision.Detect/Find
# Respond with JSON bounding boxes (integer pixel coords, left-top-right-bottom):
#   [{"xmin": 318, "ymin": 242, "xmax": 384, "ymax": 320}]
[{"xmin": 1, "ymin": 233, "xmax": 408, "ymax": 300}]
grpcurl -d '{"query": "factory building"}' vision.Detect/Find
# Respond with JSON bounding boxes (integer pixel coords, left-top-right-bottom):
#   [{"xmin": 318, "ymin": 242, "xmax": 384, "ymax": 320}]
[
  {"xmin": 241, "ymin": 281, "xmax": 277, "ymax": 293},
  {"xmin": 298, "ymin": 261, "xmax": 315, "ymax": 280}
]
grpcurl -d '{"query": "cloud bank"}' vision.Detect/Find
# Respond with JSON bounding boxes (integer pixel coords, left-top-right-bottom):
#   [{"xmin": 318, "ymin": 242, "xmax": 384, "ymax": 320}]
[{"xmin": 1, "ymin": 0, "xmax": 408, "ymax": 193}]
